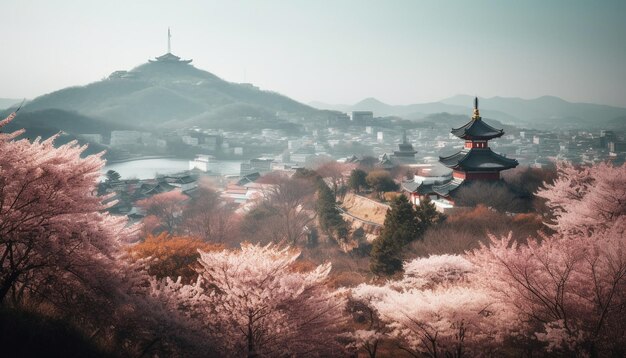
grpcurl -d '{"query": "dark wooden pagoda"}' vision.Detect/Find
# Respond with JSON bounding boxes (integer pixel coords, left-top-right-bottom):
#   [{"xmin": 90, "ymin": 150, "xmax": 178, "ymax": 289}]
[{"xmin": 439, "ymin": 97, "xmax": 518, "ymax": 181}]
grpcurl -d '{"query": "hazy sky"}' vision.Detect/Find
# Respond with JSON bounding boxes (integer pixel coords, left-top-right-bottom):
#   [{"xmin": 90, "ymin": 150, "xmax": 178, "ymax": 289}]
[{"xmin": 2, "ymin": 0, "xmax": 625, "ymax": 107}]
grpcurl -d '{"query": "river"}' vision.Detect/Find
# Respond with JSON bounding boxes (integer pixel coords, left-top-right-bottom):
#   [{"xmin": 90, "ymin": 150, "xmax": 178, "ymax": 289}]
[{"xmin": 103, "ymin": 158, "xmax": 242, "ymax": 179}]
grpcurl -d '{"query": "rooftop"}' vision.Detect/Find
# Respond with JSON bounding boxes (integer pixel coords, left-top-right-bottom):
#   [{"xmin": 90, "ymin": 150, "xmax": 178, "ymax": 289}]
[
  {"xmin": 451, "ymin": 117, "xmax": 504, "ymax": 140},
  {"xmin": 149, "ymin": 52, "xmax": 193, "ymax": 64},
  {"xmin": 450, "ymin": 97, "xmax": 504, "ymax": 140},
  {"xmin": 439, "ymin": 148, "xmax": 519, "ymax": 171}
]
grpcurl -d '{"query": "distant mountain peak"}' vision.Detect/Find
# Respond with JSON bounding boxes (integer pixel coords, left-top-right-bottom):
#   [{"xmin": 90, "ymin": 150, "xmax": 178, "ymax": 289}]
[
  {"xmin": 534, "ymin": 95, "xmax": 569, "ymax": 104},
  {"xmin": 355, "ymin": 97, "xmax": 387, "ymax": 106}
]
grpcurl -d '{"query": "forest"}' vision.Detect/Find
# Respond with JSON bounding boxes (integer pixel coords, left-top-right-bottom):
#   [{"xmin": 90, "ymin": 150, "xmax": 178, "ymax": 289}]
[{"xmin": 1, "ymin": 109, "xmax": 625, "ymax": 358}]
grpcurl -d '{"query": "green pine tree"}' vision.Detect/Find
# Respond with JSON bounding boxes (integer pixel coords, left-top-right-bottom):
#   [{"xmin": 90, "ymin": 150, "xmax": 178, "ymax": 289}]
[
  {"xmin": 369, "ymin": 231, "xmax": 403, "ymax": 276},
  {"xmin": 370, "ymin": 195, "xmax": 422, "ymax": 276},
  {"xmin": 348, "ymin": 169, "xmax": 368, "ymax": 194},
  {"xmin": 415, "ymin": 196, "xmax": 445, "ymax": 231},
  {"xmin": 383, "ymin": 195, "xmax": 422, "ymax": 245},
  {"xmin": 316, "ymin": 181, "xmax": 349, "ymax": 239}
]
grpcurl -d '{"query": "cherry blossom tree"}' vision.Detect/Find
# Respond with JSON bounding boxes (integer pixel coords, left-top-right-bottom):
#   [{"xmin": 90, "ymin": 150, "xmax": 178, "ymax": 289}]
[
  {"xmin": 315, "ymin": 160, "xmax": 353, "ymax": 196},
  {"xmin": 0, "ymin": 111, "xmax": 138, "ymax": 305},
  {"xmin": 0, "ymin": 112, "xmax": 208, "ymax": 357},
  {"xmin": 469, "ymin": 162, "xmax": 626, "ymax": 356},
  {"xmin": 137, "ymin": 190, "xmax": 187, "ymax": 234},
  {"xmin": 353, "ymin": 255, "xmax": 511, "ymax": 357},
  {"xmin": 249, "ymin": 173, "xmax": 317, "ymax": 245},
  {"xmin": 153, "ymin": 243, "xmax": 348, "ymax": 357},
  {"xmin": 181, "ymin": 183, "xmax": 238, "ymax": 243},
  {"xmin": 536, "ymin": 161, "xmax": 623, "ymax": 235}
]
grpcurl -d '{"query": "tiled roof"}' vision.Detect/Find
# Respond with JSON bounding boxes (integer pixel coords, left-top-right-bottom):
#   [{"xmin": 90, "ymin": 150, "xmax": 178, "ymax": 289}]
[
  {"xmin": 451, "ymin": 117, "xmax": 504, "ymax": 140},
  {"xmin": 433, "ymin": 178, "xmax": 465, "ymax": 196},
  {"xmin": 439, "ymin": 148, "xmax": 519, "ymax": 171}
]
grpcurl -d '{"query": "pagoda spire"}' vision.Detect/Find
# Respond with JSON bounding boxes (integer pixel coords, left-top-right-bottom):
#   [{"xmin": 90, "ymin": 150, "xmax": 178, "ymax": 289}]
[
  {"xmin": 472, "ymin": 96, "xmax": 480, "ymax": 120},
  {"xmin": 402, "ymin": 129, "xmax": 408, "ymax": 144},
  {"xmin": 167, "ymin": 27, "xmax": 172, "ymax": 54}
]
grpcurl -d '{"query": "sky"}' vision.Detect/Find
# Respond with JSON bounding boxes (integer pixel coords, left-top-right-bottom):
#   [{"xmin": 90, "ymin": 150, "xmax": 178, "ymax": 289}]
[{"xmin": 1, "ymin": 0, "xmax": 626, "ymax": 107}]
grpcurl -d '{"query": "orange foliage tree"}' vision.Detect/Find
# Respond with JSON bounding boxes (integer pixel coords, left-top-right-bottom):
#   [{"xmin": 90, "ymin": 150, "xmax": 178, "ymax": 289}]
[{"xmin": 129, "ymin": 233, "xmax": 223, "ymax": 283}]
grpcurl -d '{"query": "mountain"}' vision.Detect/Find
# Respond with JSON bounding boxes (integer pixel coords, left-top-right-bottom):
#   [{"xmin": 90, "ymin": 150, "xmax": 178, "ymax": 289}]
[
  {"xmin": 17, "ymin": 53, "xmax": 326, "ymax": 134},
  {"xmin": 0, "ymin": 108, "xmax": 130, "ymax": 160},
  {"xmin": 1, "ymin": 108, "xmax": 133, "ymax": 136},
  {"xmin": 310, "ymin": 98, "xmax": 518, "ymax": 123},
  {"xmin": 311, "ymin": 95, "xmax": 626, "ymax": 129},
  {"xmin": 605, "ymin": 116, "xmax": 626, "ymax": 129},
  {"xmin": 440, "ymin": 95, "xmax": 626, "ymax": 128}
]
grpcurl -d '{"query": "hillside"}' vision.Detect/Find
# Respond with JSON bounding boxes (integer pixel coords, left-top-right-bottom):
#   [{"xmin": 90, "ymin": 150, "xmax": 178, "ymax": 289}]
[
  {"xmin": 18, "ymin": 53, "xmax": 324, "ymax": 131},
  {"xmin": 1, "ymin": 108, "xmax": 133, "ymax": 136}
]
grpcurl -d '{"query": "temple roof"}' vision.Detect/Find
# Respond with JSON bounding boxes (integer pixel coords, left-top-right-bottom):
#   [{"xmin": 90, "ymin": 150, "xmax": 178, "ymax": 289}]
[
  {"xmin": 149, "ymin": 52, "xmax": 193, "ymax": 64},
  {"xmin": 379, "ymin": 154, "xmax": 395, "ymax": 169},
  {"xmin": 402, "ymin": 181, "xmax": 427, "ymax": 193},
  {"xmin": 394, "ymin": 143, "xmax": 417, "ymax": 156},
  {"xmin": 450, "ymin": 117, "xmax": 504, "ymax": 140},
  {"xmin": 439, "ymin": 148, "xmax": 519, "ymax": 171},
  {"xmin": 433, "ymin": 178, "xmax": 465, "ymax": 196}
]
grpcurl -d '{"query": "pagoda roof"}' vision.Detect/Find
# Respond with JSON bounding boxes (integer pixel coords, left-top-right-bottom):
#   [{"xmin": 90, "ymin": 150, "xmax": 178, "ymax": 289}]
[
  {"xmin": 433, "ymin": 178, "xmax": 465, "ymax": 196},
  {"xmin": 439, "ymin": 148, "xmax": 519, "ymax": 171},
  {"xmin": 394, "ymin": 143, "xmax": 417, "ymax": 156},
  {"xmin": 402, "ymin": 181, "xmax": 435, "ymax": 195},
  {"xmin": 451, "ymin": 117, "xmax": 504, "ymax": 140},
  {"xmin": 149, "ymin": 52, "xmax": 192, "ymax": 64}
]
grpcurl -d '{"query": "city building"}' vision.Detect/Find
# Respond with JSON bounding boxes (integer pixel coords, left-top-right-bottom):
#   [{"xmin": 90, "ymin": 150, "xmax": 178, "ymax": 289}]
[
  {"xmin": 110, "ymin": 131, "xmax": 143, "ymax": 146},
  {"xmin": 240, "ymin": 158, "xmax": 274, "ymax": 176},
  {"xmin": 189, "ymin": 154, "xmax": 217, "ymax": 172},
  {"xmin": 351, "ymin": 111, "xmax": 373, "ymax": 126}
]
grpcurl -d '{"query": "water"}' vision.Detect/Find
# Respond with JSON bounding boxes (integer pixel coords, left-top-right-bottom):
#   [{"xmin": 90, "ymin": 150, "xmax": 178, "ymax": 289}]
[{"xmin": 103, "ymin": 158, "xmax": 241, "ymax": 179}]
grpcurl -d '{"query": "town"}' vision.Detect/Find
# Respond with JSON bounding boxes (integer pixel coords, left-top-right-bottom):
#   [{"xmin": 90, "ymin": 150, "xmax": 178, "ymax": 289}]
[{"xmin": 2, "ymin": 2, "xmax": 626, "ymax": 356}]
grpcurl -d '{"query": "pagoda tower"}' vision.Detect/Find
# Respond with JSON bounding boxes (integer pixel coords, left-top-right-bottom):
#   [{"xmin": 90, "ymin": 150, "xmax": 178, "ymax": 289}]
[
  {"xmin": 391, "ymin": 130, "xmax": 418, "ymax": 164},
  {"xmin": 439, "ymin": 97, "xmax": 518, "ymax": 180}
]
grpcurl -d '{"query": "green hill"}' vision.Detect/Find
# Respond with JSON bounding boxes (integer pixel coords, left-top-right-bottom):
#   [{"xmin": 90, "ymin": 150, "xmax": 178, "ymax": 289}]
[{"xmin": 20, "ymin": 55, "xmax": 320, "ymax": 130}]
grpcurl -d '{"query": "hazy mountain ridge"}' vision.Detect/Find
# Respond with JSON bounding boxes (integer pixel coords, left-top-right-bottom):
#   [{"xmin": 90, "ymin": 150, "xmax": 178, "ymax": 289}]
[
  {"xmin": 310, "ymin": 97, "xmax": 519, "ymax": 124},
  {"xmin": 441, "ymin": 95, "xmax": 626, "ymax": 127},
  {"xmin": 6, "ymin": 55, "xmax": 626, "ymax": 138},
  {"xmin": 311, "ymin": 95, "xmax": 626, "ymax": 129}
]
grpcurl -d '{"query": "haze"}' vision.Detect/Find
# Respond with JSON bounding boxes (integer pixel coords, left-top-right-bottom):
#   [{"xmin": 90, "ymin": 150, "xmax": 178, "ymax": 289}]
[{"xmin": 2, "ymin": 0, "xmax": 625, "ymax": 107}]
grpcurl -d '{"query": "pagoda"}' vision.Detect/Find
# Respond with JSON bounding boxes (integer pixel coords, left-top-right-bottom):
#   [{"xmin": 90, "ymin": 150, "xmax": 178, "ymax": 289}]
[
  {"xmin": 149, "ymin": 28, "xmax": 192, "ymax": 64},
  {"xmin": 439, "ymin": 97, "xmax": 518, "ymax": 180},
  {"xmin": 391, "ymin": 130, "xmax": 418, "ymax": 164}
]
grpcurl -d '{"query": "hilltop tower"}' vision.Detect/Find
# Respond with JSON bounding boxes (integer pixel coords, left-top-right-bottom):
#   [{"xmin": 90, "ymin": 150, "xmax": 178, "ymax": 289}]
[
  {"xmin": 439, "ymin": 97, "xmax": 518, "ymax": 180},
  {"xmin": 149, "ymin": 28, "xmax": 192, "ymax": 64}
]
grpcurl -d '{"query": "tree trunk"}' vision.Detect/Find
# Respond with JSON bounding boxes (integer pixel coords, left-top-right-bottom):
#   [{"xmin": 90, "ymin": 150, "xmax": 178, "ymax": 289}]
[
  {"xmin": 247, "ymin": 313, "xmax": 258, "ymax": 358},
  {"xmin": 0, "ymin": 270, "xmax": 21, "ymax": 305}
]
